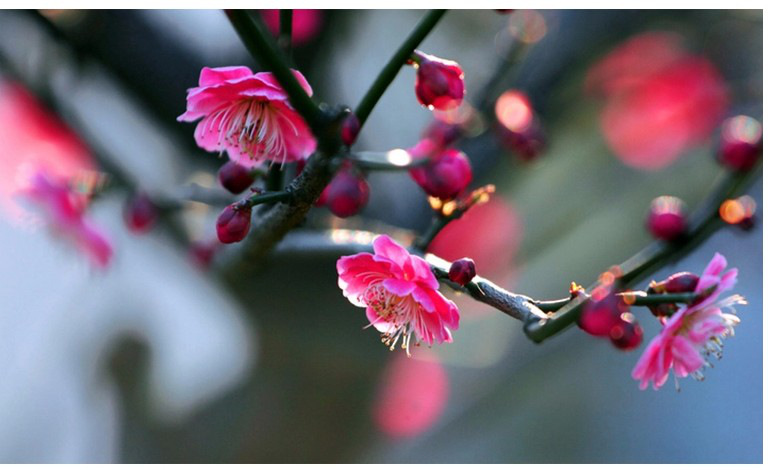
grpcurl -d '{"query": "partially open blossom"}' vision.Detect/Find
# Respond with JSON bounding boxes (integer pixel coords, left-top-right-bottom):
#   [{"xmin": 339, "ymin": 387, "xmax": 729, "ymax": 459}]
[
  {"xmin": 23, "ymin": 170, "xmax": 113, "ymax": 268},
  {"xmin": 647, "ymin": 195, "xmax": 687, "ymax": 241},
  {"xmin": 178, "ymin": 66, "xmax": 317, "ymax": 168},
  {"xmin": 216, "ymin": 204, "xmax": 252, "ymax": 244},
  {"xmin": 409, "ymin": 148, "xmax": 472, "ymax": 200},
  {"xmin": 324, "ymin": 166, "xmax": 370, "ymax": 218},
  {"xmin": 632, "ymin": 253, "xmax": 744, "ymax": 390},
  {"xmin": 411, "ymin": 51, "xmax": 465, "ymax": 111},
  {"xmin": 717, "ymin": 115, "xmax": 762, "ymax": 172},
  {"xmin": 449, "ymin": 257, "xmax": 476, "ymax": 285},
  {"xmin": 218, "ymin": 161, "xmax": 255, "ymax": 194},
  {"xmin": 336, "ymin": 234, "xmax": 460, "ymax": 354}
]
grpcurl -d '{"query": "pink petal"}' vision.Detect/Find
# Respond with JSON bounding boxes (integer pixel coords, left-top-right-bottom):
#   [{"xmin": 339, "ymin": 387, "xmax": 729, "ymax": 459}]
[
  {"xmin": 382, "ymin": 278, "xmax": 416, "ymax": 296},
  {"xmin": 199, "ymin": 66, "xmax": 254, "ymax": 87},
  {"xmin": 373, "ymin": 235, "xmax": 410, "ymax": 269}
]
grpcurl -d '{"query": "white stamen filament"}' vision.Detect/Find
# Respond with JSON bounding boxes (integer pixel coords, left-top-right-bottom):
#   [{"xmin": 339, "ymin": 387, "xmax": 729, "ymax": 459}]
[
  {"xmin": 205, "ymin": 99, "xmax": 291, "ymax": 164},
  {"xmin": 360, "ymin": 282, "xmax": 426, "ymax": 356}
]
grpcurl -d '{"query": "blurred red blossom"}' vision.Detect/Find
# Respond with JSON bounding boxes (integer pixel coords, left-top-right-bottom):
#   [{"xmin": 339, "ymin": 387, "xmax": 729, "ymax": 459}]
[
  {"xmin": 0, "ymin": 82, "xmax": 96, "ymax": 221},
  {"xmin": 260, "ymin": 10, "xmax": 323, "ymax": 46},
  {"xmin": 586, "ymin": 32, "xmax": 729, "ymax": 170},
  {"xmin": 428, "ymin": 195, "xmax": 522, "ymax": 279},
  {"xmin": 372, "ymin": 350, "xmax": 449, "ymax": 438}
]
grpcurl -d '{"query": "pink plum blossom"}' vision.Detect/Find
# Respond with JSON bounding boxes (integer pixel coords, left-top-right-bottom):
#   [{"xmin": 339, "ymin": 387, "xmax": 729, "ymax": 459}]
[
  {"xmin": 178, "ymin": 66, "xmax": 317, "ymax": 168},
  {"xmin": 632, "ymin": 253, "xmax": 744, "ymax": 390},
  {"xmin": 336, "ymin": 234, "xmax": 459, "ymax": 355},
  {"xmin": 23, "ymin": 170, "xmax": 113, "ymax": 268}
]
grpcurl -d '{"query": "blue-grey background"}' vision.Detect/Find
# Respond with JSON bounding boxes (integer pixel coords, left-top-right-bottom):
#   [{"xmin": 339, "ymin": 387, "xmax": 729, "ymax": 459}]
[{"xmin": 0, "ymin": 9, "xmax": 762, "ymax": 463}]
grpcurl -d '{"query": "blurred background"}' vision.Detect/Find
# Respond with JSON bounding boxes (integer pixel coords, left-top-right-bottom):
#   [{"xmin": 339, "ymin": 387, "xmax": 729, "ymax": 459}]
[{"xmin": 0, "ymin": 9, "xmax": 762, "ymax": 463}]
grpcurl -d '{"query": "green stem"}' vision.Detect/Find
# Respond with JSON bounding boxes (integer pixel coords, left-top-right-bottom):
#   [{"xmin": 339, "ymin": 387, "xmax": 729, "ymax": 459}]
[
  {"xmin": 244, "ymin": 190, "xmax": 293, "ymax": 207},
  {"xmin": 627, "ymin": 291, "xmax": 696, "ymax": 306},
  {"xmin": 532, "ymin": 297, "xmax": 572, "ymax": 312},
  {"xmin": 412, "ymin": 215, "xmax": 448, "ymax": 252},
  {"xmin": 225, "ymin": 10, "xmax": 322, "ymax": 133},
  {"xmin": 266, "ymin": 165, "xmax": 283, "ymax": 192},
  {"xmin": 354, "ymin": 10, "xmax": 447, "ymax": 129},
  {"xmin": 278, "ymin": 10, "xmax": 293, "ymax": 57}
]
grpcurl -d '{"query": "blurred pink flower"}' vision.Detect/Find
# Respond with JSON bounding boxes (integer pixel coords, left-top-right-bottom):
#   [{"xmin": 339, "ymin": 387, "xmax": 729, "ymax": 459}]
[
  {"xmin": 632, "ymin": 253, "xmax": 744, "ymax": 390},
  {"xmin": 586, "ymin": 32, "xmax": 728, "ymax": 170},
  {"xmin": 372, "ymin": 350, "xmax": 449, "ymax": 438},
  {"xmin": 23, "ymin": 170, "xmax": 113, "ymax": 269},
  {"xmin": 260, "ymin": 10, "xmax": 323, "ymax": 46},
  {"xmin": 336, "ymin": 234, "xmax": 459, "ymax": 354},
  {"xmin": 0, "ymin": 82, "xmax": 95, "ymax": 221},
  {"xmin": 428, "ymin": 196, "xmax": 522, "ymax": 280},
  {"xmin": 178, "ymin": 66, "xmax": 317, "ymax": 168}
]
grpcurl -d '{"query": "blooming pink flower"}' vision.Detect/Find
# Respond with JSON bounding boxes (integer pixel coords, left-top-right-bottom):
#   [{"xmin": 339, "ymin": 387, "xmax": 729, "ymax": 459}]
[
  {"xmin": 23, "ymin": 170, "xmax": 113, "ymax": 268},
  {"xmin": 632, "ymin": 253, "xmax": 744, "ymax": 390},
  {"xmin": 178, "ymin": 66, "xmax": 317, "ymax": 168},
  {"xmin": 336, "ymin": 234, "xmax": 460, "ymax": 354}
]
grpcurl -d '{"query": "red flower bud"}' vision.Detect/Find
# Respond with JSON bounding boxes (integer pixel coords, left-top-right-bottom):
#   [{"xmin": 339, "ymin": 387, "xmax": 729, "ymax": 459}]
[
  {"xmin": 448, "ymin": 257, "xmax": 476, "ymax": 285},
  {"xmin": 647, "ymin": 196, "xmax": 687, "ymax": 241},
  {"xmin": 340, "ymin": 112, "xmax": 361, "ymax": 147},
  {"xmin": 578, "ymin": 291, "xmax": 624, "ymax": 337},
  {"xmin": 410, "ymin": 149, "xmax": 472, "ymax": 200},
  {"xmin": 216, "ymin": 204, "xmax": 252, "ymax": 244},
  {"xmin": 717, "ymin": 115, "xmax": 762, "ymax": 172},
  {"xmin": 413, "ymin": 52, "xmax": 465, "ymax": 111},
  {"xmin": 124, "ymin": 192, "xmax": 158, "ymax": 234},
  {"xmin": 325, "ymin": 168, "xmax": 370, "ymax": 218},
  {"xmin": 609, "ymin": 312, "xmax": 643, "ymax": 350},
  {"xmin": 218, "ymin": 161, "xmax": 255, "ymax": 194}
]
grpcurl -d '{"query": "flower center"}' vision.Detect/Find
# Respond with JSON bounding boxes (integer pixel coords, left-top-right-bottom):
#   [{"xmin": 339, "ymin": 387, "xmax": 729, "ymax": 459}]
[
  {"xmin": 208, "ymin": 99, "xmax": 299, "ymax": 164},
  {"xmin": 361, "ymin": 282, "xmax": 422, "ymax": 356}
]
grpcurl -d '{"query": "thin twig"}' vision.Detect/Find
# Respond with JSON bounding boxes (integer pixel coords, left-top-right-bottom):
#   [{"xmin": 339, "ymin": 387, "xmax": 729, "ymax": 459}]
[{"xmin": 354, "ymin": 10, "xmax": 446, "ymax": 129}]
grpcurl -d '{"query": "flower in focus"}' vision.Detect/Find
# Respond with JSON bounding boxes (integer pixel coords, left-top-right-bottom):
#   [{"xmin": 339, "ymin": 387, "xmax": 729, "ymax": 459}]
[
  {"xmin": 632, "ymin": 253, "xmax": 744, "ymax": 390},
  {"xmin": 260, "ymin": 9, "xmax": 323, "ymax": 46},
  {"xmin": 411, "ymin": 51, "xmax": 465, "ymax": 111},
  {"xmin": 178, "ymin": 66, "xmax": 317, "ymax": 168},
  {"xmin": 22, "ymin": 170, "xmax": 113, "ymax": 268},
  {"xmin": 336, "ymin": 234, "xmax": 460, "ymax": 354},
  {"xmin": 586, "ymin": 32, "xmax": 728, "ymax": 170}
]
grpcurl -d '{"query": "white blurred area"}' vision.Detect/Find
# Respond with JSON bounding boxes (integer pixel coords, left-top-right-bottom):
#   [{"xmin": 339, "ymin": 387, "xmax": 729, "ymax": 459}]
[
  {"xmin": 0, "ymin": 11, "xmax": 256, "ymax": 462},
  {"xmin": 0, "ymin": 197, "xmax": 255, "ymax": 462}
]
